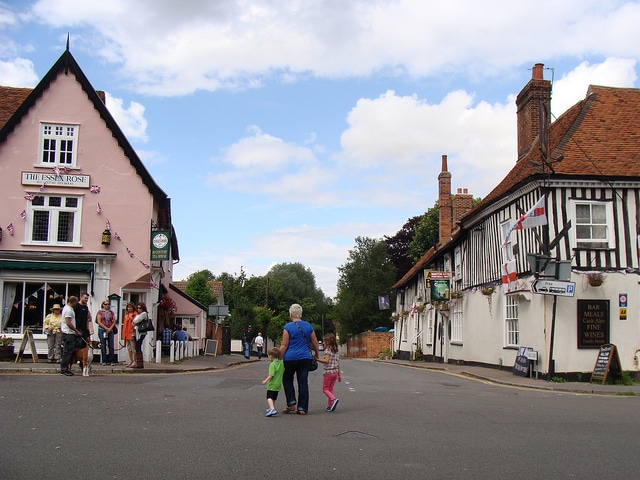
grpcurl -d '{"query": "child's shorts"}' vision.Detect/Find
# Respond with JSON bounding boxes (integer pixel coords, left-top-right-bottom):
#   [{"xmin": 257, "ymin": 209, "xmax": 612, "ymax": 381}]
[{"xmin": 267, "ymin": 390, "xmax": 279, "ymax": 401}]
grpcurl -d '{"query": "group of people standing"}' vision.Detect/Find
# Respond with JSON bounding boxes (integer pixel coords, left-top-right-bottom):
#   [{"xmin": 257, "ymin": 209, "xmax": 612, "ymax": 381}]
[
  {"xmin": 43, "ymin": 294, "xmax": 150, "ymax": 375},
  {"xmin": 260, "ymin": 303, "xmax": 341, "ymax": 416}
]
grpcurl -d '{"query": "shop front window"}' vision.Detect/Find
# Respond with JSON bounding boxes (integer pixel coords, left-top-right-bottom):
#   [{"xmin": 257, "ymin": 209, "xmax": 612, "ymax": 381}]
[{"xmin": 1, "ymin": 281, "xmax": 85, "ymax": 334}]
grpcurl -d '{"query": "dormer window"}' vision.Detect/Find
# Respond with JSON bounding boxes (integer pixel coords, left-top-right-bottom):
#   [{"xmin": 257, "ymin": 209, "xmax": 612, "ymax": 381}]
[{"xmin": 39, "ymin": 123, "xmax": 78, "ymax": 167}]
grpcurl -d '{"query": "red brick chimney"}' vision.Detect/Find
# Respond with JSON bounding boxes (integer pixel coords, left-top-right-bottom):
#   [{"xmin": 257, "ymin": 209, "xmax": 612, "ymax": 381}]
[
  {"xmin": 452, "ymin": 187, "xmax": 473, "ymax": 224},
  {"xmin": 516, "ymin": 63, "xmax": 551, "ymax": 161},
  {"xmin": 438, "ymin": 154, "xmax": 452, "ymax": 245}
]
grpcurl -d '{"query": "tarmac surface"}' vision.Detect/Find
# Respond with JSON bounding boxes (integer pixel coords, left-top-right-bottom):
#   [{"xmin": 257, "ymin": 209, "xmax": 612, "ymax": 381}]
[{"xmin": 1, "ymin": 353, "xmax": 638, "ymax": 396}]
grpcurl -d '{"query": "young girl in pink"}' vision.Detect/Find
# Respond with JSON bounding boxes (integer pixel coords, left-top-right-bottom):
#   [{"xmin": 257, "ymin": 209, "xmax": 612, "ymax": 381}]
[{"xmin": 317, "ymin": 333, "xmax": 341, "ymax": 411}]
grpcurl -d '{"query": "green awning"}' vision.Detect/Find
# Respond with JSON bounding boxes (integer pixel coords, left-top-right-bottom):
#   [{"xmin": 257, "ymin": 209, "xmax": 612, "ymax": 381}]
[
  {"xmin": 0, "ymin": 261, "xmax": 94, "ymax": 272},
  {"xmin": 0, "ymin": 260, "xmax": 95, "ymax": 295}
]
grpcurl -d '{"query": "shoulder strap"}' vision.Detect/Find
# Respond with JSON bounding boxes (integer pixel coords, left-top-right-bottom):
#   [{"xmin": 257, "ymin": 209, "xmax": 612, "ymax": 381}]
[{"xmin": 294, "ymin": 321, "xmax": 313, "ymax": 356}]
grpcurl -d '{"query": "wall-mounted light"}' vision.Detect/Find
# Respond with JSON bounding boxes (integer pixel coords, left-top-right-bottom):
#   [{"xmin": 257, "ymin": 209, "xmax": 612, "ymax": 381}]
[{"xmin": 101, "ymin": 228, "xmax": 111, "ymax": 246}]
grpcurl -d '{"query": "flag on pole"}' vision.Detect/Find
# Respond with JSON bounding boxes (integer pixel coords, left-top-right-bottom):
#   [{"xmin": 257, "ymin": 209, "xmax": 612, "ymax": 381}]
[
  {"xmin": 502, "ymin": 195, "xmax": 547, "ymax": 246},
  {"xmin": 501, "ymin": 259, "xmax": 517, "ymax": 293}
]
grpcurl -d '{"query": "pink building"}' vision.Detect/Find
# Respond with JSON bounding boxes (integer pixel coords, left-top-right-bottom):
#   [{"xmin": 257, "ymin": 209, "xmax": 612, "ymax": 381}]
[{"xmin": 0, "ymin": 47, "xmax": 206, "ymax": 360}]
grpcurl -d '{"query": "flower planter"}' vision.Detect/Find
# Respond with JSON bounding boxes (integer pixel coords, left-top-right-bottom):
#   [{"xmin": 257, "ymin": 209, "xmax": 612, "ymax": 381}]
[
  {"xmin": 588, "ymin": 278, "xmax": 603, "ymax": 287},
  {"xmin": 0, "ymin": 345, "xmax": 15, "ymax": 362}
]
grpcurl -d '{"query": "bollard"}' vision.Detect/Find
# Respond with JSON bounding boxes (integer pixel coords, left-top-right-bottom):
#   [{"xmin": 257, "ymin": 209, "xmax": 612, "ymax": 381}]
[
  {"xmin": 155, "ymin": 340, "xmax": 162, "ymax": 363},
  {"xmin": 169, "ymin": 340, "xmax": 175, "ymax": 363}
]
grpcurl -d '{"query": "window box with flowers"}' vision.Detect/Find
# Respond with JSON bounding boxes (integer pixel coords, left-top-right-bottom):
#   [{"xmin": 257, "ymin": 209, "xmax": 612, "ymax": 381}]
[{"xmin": 0, "ymin": 335, "xmax": 15, "ymax": 361}]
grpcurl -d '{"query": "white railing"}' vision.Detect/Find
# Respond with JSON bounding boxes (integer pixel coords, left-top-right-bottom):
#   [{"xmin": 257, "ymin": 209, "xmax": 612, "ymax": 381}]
[{"xmin": 155, "ymin": 340, "xmax": 197, "ymax": 363}]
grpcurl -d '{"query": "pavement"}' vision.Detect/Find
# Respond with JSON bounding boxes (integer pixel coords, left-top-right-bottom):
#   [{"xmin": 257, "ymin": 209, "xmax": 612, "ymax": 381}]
[{"xmin": 1, "ymin": 354, "xmax": 638, "ymax": 396}]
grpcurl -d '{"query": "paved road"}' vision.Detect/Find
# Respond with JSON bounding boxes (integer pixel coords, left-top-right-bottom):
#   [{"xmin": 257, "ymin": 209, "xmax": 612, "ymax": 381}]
[{"xmin": 1, "ymin": 359, "xmax": 638, "ymax": 479}]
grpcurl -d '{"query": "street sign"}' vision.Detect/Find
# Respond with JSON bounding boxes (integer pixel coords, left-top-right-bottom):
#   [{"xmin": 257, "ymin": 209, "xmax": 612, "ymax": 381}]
[{"xmin": 531, "ymin": 279, "xmax": 576, "ymax": 297}]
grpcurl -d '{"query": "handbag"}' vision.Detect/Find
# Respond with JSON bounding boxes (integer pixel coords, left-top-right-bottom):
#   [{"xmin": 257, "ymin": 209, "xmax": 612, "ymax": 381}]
[
  {"xmin": 294, "ymin": 322, "xmax": 318, "ymax": 371},
  {"xmin": 137, "ymin": 315, "xmax": 154, "ymax": 333}
]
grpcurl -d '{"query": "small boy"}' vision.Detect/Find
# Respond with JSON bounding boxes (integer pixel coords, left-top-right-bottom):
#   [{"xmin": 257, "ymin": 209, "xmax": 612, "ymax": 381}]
[{"xmin": 261, "ymin": 347, "xmax": 284, "ymax": 417}]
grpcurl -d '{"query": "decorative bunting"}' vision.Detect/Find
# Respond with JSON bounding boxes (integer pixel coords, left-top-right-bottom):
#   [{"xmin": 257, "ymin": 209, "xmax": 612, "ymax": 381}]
[
  {"xmin": 7, "ymin": 223, "xmax": 14, "ymax": 235},
  {"xmin": 96, "ymin": 202, "xmax": 101, "ymax": 213},
  {"xmin": 90, "ymin": 185, "xmax": 101, "ymax": 194},
  {"xmin": 24, "ymin": 192, "xmax": 34, "ymax": 201}
]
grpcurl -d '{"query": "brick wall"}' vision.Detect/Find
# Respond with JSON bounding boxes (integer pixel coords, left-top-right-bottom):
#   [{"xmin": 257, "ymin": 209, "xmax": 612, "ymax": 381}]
[{"xmin": 347, "ymin": 331, "xmax": 394, "ymax": 358}]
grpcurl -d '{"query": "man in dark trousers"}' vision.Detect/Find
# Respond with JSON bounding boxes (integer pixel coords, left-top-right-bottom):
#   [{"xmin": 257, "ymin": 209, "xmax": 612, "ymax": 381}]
[
  {"xmin": 74, "ymin": 292, "xmax": 93, "ymax": 342},
  {"xmin": 60, "ymin": 296, "xmax": 82, "ymax": 376},
  {"xmin": 242, "ymin": 325, "xmax": 255, "ymax": 359}
]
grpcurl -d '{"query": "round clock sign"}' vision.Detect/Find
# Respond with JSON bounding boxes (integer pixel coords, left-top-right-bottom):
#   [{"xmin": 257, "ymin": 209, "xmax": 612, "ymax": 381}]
[{"xmin": 152, "ymin": 232, "xmax": 169, "ymax": 249}]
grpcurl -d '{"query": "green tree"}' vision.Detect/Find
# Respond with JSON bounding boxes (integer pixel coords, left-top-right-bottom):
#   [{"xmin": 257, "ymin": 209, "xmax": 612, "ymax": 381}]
[
  {"xmin": 407, "ymin": 203, "xmax": 440, "ymax": 262},
  {"xmin": 265, "ymin": 262, "xmax": 328, "ymax": 322},
  {"xmin": 334, "ymin": 237, "xmax": 397, "ymax": 340},
  {"xmin": 385, "ymin": 214, "xmax": 422, "ymax": 280},
  {"xmin": 184, "ymin": 269, "xmax": 217, "ymax": 309}
]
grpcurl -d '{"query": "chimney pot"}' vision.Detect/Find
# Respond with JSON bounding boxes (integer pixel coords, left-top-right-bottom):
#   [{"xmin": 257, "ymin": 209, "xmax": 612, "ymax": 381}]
[
  {"xmin": 532, "ymin": 63, "xmax": 544, "ymax": 80},
  {"xmin": 463, "ymin": 188, "xmax": 468, "ymax": 194}
]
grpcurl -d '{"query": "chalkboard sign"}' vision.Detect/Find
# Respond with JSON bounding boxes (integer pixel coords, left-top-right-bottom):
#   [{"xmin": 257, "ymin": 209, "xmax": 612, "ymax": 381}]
[
  {"xmin": 590, "ymin": 343, "xmax": 622, "ymax": 384},
  {"xmin": 513, "ymin": 347, "xmax": 532, "ymax": 377},
  {"xmin": 204, "ymin": 339, "xmax": 218, "ymax": 357},
  {"xmin": 15, "ymin": 330, "xmax": 38, "ymax": 363}
]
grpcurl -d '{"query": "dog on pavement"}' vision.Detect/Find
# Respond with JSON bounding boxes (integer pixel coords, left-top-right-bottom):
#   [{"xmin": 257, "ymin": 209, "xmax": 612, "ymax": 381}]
[{"xmin": 71, "ymin": 339, "xmax": 100, "ymax": 376}]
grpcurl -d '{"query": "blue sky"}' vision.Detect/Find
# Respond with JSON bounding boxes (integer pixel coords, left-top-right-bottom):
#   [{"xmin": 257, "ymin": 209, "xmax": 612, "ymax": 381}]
[{"xmin": 2, "ymin": 1, "xmax": 639, "ymax": 297}]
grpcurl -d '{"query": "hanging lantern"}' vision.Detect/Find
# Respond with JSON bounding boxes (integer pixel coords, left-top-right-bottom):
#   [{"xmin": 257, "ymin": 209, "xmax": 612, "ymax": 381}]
[{"xmin": 101, "ymin": 228, "xmax": 111, "ymax": 246}]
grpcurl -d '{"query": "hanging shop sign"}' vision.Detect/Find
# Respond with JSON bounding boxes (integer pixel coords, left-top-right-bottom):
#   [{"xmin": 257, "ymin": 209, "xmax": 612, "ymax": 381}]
[{"xmin": 150, "ymin": 230, "xmax": 171, "ymax": 261}]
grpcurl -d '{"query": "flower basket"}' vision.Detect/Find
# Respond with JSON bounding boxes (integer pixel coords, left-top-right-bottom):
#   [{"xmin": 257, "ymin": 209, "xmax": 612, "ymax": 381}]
[
  {"xmin": 481, "ymin": 287, "xmax": 495, "ymax": 296},
  {"xmin": 586, "ymin": 272, "xmax": 604, "ymax": 287}
]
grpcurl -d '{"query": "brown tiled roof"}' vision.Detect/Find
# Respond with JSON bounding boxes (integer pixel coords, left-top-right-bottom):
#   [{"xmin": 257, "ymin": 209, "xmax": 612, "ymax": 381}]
[
  {"xmin": 171, "ymin": 280, "xmax": 223, "ymax": 302},
  {"xmin": 477, "ymin": 85, "xmax": 640, "ymax": 209},
  {"xmin": 0, "ymin": 86, "xmax": 31, "ymax": 130}
]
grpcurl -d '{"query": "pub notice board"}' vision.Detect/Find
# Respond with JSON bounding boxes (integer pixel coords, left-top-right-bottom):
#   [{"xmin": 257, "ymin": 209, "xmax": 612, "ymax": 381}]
[
  {"xmin": 590, "ymin": 343, "xmax": 622, "ymax": 384},
  {"xmin": 204, "ymin": 339, "xmax": 218, "ymax": 357}
]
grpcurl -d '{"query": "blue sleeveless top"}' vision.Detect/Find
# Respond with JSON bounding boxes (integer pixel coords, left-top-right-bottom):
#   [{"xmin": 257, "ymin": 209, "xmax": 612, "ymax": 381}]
[{"xmin": 283, "ymin": 320, "xmax": 314, "ymax": 361}]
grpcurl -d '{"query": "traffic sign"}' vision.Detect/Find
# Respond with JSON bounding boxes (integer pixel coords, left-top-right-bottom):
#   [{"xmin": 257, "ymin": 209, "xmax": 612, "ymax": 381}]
[{"xmin": 531, "ymin": 279, "xmax": 576, "ymax": 297}]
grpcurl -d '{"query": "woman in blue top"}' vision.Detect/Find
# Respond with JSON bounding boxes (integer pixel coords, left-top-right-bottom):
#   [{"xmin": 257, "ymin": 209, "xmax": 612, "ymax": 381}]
[{"xmin": 279, "ymin": 303, "xmax": 320, "ymax": 415}]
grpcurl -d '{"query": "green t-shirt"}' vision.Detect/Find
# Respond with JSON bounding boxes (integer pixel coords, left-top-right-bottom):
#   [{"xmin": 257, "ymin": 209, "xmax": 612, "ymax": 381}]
[{"xmin": 266, "ymin": 360, "xmax": 284, "ymax": 391}]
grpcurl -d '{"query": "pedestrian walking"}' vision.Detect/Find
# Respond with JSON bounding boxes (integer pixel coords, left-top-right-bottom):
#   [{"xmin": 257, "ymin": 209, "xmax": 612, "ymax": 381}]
[
  {"xmin": 316, "ymin": 333, "xmax": 341, "ymax": 412},
  {"xmin": 261, "ymin": 347, "xmax": 284, "ymax": 417}
]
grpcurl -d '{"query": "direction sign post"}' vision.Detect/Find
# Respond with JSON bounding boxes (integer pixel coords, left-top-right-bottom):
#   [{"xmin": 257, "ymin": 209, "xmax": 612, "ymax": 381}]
[{"xmin": 531, "ymin": 279, "xmax": 576, "ymax": 297}]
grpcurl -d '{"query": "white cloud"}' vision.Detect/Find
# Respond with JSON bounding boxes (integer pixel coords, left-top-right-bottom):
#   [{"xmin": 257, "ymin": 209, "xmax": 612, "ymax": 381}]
[
  {"xmin": 339, "ymin": 89, "xmax": 516, "ymax": 203},
  {"xmin": 206, "ymin": 127, "xmax": 338, "ymax": 204},
  {"xmin": 0, "ymin": 57, "xmax": 38, "ymax": 86},
  {"xmin": 551, "ymin": 58, "xmax": 638, "ymax": 117},
  {"xmin": 24, "ymin": 0, "xmax": 640, "ymax": 95},
  {"xmin": 105, "ymin": 93, "xmax": 148, "ymax": 142}
]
